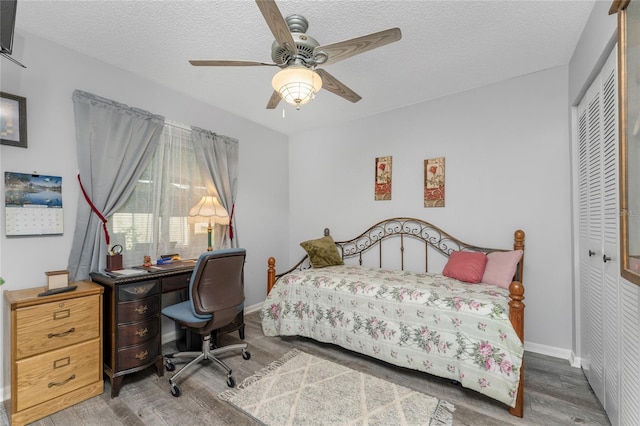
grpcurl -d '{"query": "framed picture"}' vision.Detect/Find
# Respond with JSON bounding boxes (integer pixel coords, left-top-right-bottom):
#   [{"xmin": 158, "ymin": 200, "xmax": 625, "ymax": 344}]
[
  {"xmin": 0, "ymin": 92, "xmax": 27, "ymax": 148},
  {"xmin": 375, "ymin": 156, "xmax": 392, "ymax": 200},
  {"xmin": 424, "ymin": 157, "xmax": 445, "ymax": 207},
  {"xmin": 614, "ymin": 0, "xmax": 640, "ymax": 285}
]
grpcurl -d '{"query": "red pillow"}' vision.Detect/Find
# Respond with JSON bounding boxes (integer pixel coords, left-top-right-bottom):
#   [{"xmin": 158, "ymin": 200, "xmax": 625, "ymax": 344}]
[{"xmin": 442, "ymin": 251, "xmax": 488, "ymax": 283}]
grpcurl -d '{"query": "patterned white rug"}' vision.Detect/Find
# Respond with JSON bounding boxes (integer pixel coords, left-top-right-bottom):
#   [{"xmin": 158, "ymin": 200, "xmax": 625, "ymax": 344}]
[{"xmin": 219, "ymin": 349, "xmax": 454, "ymax": 426}]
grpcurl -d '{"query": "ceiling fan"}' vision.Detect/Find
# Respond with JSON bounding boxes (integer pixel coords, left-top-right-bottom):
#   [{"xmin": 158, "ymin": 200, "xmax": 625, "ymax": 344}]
[{"xmin": 189, "ymin": 0, "xmax": 402, "ymax": 110}]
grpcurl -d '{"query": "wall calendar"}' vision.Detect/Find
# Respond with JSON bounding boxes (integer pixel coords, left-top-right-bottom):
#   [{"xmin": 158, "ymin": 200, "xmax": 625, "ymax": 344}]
[{"xmin": 4, "ymin": 172, "xmax": 63, "ymax": 236}]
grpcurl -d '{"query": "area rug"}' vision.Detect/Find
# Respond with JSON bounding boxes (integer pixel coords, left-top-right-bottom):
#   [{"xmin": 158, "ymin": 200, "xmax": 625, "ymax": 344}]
[{"xmin": 219, "ymin": 349, "xmax": 455, "ymax": 426}]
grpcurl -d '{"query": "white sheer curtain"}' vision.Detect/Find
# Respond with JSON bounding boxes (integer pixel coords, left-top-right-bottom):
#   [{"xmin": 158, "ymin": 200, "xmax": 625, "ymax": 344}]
[{"xmin": 108, "ymin": 122, "xmax": 216, "ymax": 266}]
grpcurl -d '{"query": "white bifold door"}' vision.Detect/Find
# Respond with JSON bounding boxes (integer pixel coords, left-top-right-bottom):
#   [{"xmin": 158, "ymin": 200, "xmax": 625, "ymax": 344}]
[{"xmin": 577, "ymin": 47, "xmax": 620, "ymax": 425}]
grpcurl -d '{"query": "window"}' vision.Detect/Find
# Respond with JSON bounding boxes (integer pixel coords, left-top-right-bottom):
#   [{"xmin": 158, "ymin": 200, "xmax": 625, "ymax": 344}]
[{"xmin": 108, "ymin": 123, "xmax": 216, "ymax": 266}]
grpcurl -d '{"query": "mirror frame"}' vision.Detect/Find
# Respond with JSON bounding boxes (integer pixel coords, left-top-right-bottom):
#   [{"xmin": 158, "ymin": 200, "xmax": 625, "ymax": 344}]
[{"xmin": 614, "ymin": 0, "xmax": 640, "ymax": 284}]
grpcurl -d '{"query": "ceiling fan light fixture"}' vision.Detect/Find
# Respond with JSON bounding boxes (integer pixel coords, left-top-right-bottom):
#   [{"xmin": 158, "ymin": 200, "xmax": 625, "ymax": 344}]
[{"xmin": 272, "ymin": 65, "xmax": 323, "ymax": 109}]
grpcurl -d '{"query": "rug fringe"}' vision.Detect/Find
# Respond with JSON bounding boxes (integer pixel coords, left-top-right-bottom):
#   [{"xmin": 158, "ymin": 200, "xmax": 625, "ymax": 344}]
[
  {"xmin": 430, "ymin": 400, "xmax": 455, "ymax": 426},
  {"xmin": 219, "ymin": 348, "xmax": 302, "ymax": 402}
]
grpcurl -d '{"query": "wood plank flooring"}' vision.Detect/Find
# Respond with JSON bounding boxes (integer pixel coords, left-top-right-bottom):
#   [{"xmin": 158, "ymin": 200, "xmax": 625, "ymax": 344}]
[{"xmin": 1, "ymin": 311, "xmax": 609, "ymax": 425}]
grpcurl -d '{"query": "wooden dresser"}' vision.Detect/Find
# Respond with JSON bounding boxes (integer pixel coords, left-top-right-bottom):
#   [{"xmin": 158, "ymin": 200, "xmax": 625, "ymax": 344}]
[{"xmin": 3, "ymin": 281, "xmax": 104, "ymax": 426}]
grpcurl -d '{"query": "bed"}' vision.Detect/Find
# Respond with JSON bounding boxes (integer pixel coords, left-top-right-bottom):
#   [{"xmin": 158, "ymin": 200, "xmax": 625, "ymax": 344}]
[{"xmin": 261, "ymin": 217, "xmax": 525, "ymax": 417}]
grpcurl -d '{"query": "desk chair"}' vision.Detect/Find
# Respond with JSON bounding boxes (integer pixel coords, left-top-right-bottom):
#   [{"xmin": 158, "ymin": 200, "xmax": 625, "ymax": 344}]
[{"xmin": 162, "ymin": 248, "xmax": 250, "ymax": 397}]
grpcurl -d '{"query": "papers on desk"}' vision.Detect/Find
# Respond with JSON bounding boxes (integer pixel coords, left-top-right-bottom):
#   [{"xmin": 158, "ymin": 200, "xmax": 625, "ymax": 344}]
[{"xmin": 107, "ymin": 269, "xmax": 149, "ymax": 277}]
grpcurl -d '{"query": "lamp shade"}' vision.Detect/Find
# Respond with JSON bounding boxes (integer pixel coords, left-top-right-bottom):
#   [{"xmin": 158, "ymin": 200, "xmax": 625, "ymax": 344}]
[
  {"xmin": 188, "ymin": 196, "xmax": 229, "ymax": 225},
  {"xmin": 272, "ymin": 65, "xmax": 322, "ymax": 109}
]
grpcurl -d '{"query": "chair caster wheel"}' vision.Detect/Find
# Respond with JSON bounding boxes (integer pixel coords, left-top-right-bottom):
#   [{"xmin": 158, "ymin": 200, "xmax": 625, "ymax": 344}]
[
  {"xmin": 170, "ymin": 384, "xmax": 181, "ymax": 397},
  {"xmin": 165, "ymin": 361, "xmax": 175, "ymax": 372},
  {"xmin": 227, "ymin": 376, "xmax": 236, "ymax": 388},
  {"xmin": 242, "ymin": 350, "xmax": 251, "ymax": 360}
]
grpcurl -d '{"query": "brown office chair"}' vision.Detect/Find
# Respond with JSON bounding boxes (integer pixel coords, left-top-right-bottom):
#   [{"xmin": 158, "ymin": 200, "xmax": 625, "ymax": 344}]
[{"xmin": 162, "ymin": 248, "xmax": 250, "ymax": 397}]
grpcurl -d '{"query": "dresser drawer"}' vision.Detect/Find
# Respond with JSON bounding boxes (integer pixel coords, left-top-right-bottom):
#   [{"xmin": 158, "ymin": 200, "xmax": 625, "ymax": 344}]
[
  {"xmin": 15, "ymin": 294, "xmax": 101, "ymax": 359},
  {"xmin": 118, "ymin": 280, "xmax": 159, "ymax": 301},
  {"xmin": 116, "ymin": 337, "xmax": 160, "ymax": 371},
  {"xmin": 117, "ymin": 294, "xmax": 160, "ymax": 323},
  {"xmin": 15, "ymin": 337, "xmax": 101, "ymax": 412},
  {"xmin": 117, "ymin": 315, "xmax": 159, "ymax": 347}
]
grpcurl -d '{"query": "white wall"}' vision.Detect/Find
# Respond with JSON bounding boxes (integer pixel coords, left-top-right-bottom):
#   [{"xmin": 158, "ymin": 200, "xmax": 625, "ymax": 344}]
[
  {"xmin": 288, "ymin": 66, "xmax": 574, "ymax": 355},
  {"xmin": 568, "ymin": 0, "xmax": 618, "ymax": 106},
  {"xmin": 0, "ymin": 30, "xmax": 290, "ymax": 399}
]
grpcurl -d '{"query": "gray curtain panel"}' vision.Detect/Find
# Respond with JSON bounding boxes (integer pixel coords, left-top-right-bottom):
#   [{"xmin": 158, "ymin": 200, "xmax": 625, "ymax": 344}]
[
  {"xmin": 191, "ymin": 127, "xmax": 239, "ymax": 249},
  {"xmin": 68, "ymin": 90, "xmax": 164, "ymax": 281}
]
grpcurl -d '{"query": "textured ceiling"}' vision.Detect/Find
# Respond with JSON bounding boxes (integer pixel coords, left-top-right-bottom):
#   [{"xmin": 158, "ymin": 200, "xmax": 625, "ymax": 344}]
[{"xmin": 14, "ymin": 0, "xmax": 596, "ymax": 136}]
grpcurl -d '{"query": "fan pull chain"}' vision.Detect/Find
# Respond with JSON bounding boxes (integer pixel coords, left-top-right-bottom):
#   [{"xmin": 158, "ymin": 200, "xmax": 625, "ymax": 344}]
[{"xmin": 282, "ymin": 108, "xmax": 286, "ymax": 118}]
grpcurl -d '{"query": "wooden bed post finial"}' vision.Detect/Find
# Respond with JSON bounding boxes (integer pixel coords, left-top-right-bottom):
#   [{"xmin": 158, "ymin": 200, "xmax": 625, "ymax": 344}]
[{"xmin": 514, "ymin": 229, "xmax": 525, "ymax": 251}]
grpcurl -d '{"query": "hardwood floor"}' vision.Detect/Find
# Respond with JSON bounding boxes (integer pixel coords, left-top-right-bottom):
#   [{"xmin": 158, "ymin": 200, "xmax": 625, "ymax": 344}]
[{"xmin": 1, "ymin": 310, "xmax": 609, "ymax": 426}]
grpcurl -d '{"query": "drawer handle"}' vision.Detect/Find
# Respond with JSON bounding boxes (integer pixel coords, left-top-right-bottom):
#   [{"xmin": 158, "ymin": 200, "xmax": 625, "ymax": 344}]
[
  {"xmin": 136, "ymin": 328, "xmax": 149, "ymax": 337},
  {"xmin": 48, "ymin": 327, "xmax": 75, "ymax": 338},
  {"xmin": 133, "ymin": 286, "xmax": 148, "ymax": 294},
  {"xmin": 48, "ymin": 374, "xmax": 76, "ymax": 388},
  {"xmin": 135, "ymin": 305, "xmax": 148, "ymax": 315},
  {"xmin": 135, "ymin": 350, "xmax": 149, "ymax": 360}
]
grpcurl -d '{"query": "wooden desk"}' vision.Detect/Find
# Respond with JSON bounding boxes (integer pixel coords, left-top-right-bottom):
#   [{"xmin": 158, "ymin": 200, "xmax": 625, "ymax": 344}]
[{"xmin": 90, "ymin": 261, "xmax": 245, "ymax": 397}]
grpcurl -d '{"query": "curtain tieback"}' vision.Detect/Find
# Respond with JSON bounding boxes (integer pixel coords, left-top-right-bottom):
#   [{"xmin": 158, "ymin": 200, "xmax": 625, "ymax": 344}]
[
  {"xmin": 229, "ymin": 203, "xmax": 235, "ymax": 240},
  {"xmin": 77, "ymin": 174, "xmax": 111, "ymax": 245}
]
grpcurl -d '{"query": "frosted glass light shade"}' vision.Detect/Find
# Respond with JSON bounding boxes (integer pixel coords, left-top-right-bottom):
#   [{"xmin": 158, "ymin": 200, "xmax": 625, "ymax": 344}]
[
  {"xmin": 188, "ymin": 196, "xmax": 229, "ymax": 225},
  {"xmin": 272, "ymin": 66, "xmax": 322, "ymax": 109}
]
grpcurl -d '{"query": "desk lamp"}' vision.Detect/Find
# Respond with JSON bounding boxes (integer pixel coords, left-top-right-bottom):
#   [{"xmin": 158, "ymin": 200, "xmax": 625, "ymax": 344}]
[{"xmin": 188, "ymin": 196, "xmax": 229, "ymax": 251}]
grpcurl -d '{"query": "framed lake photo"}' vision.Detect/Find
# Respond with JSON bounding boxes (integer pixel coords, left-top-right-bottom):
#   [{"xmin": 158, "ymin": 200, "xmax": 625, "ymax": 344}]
[{"xmin": 0, "ymin": 92, "xmax": 27, "ymax": 148}]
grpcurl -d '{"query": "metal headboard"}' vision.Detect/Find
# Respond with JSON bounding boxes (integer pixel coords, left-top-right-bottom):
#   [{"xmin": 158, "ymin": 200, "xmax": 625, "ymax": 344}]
[
  {"xmin": 275, "ymin": 217, "xmax": 520, "ymax": 281},
  {"xmin": 332, "ymin": 217, "xmax": 499, "ymax": 271}
]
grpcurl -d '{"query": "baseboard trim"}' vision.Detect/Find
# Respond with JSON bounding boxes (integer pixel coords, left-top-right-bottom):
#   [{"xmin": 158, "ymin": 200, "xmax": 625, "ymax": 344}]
[
  {"xmin": 244, "ymin": 302, "xmax": 262, "ymax": 314},
  {"xmin": 524, "ymin": 341, "xmax": 580, "ymax": 368}
]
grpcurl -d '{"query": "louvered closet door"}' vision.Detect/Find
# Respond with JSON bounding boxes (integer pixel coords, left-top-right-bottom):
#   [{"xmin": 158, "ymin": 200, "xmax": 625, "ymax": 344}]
[
  {"xmin": 601, "ymin": 50, "xmax": 620, "ymax": 426},
  {"xmin": 577, "ymin": 47, "xmax": 619, "ymax": 424},
  {"xmin": 578, "ymin": 70, "xmax": 605, "ymax": 403}
]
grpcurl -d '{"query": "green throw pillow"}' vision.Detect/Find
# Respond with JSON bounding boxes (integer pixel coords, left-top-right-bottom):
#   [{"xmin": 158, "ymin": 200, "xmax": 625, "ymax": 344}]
[{"xmin": 300, "ymin": 235, "xmax": 344, "ymax": 268}]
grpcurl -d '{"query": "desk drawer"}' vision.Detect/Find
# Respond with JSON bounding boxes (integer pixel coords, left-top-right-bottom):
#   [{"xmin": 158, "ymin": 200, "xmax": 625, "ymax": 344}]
[
  {"xmin": 118, "ymin": 315, "xmax": 159, "ymax": 347},
  {"xmin": 15, "ymin": 338, "xmax": 101, "ymax": 412},
  {"xmin": 118, "ymin": 295, "xmax": 160, "ymax": 323},
  {"xmin": 118, "ymin": 280, "xmax": 159, "ymax": 301},
  {"xmin": 116, "ymin": 337, "xmax": 160, "ymax": 371},
  {"xmin": 15, "ymin": 295, "xmax": 101, "ymax": 359},
  {"xmin": 162, "ymin": 273, "xmax": 191, "ymax": 293}
]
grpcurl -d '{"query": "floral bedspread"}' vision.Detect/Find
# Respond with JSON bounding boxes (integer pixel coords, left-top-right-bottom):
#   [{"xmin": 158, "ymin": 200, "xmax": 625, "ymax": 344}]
[{"xmin": 260, "ymin": 265, "xmax": 523, "ymax": 407}]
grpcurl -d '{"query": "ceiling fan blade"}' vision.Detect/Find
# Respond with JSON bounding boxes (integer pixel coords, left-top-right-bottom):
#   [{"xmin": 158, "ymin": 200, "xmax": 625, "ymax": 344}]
[
  {"xmin": 314, "ymin": 28, "xmax": 402, "ymax": 66},
  {"xmin": 266, "ymin": 90, "xmax": 281, "ymax": 109},
  {"xmin": 189, "ymin": 60, "xmax": 277, "ymax": 67},
  {"xmin": 316, "ymin": 69, "xmax": 361, "ymax": 103},
  {"xmin": 255, "ymin": 0, "xmax": 298, "ymax": 56}
]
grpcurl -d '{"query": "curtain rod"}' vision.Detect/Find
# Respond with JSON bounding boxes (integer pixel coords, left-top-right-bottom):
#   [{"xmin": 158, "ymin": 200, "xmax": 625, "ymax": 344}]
[{"xmin": 164, "ymin": 120, "xmax": 191, "ymax": 131}]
